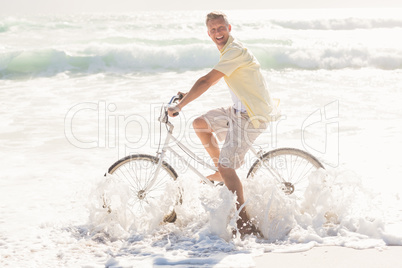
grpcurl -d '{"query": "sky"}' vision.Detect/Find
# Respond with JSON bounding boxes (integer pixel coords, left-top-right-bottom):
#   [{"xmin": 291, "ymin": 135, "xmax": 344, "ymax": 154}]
[{"xmin": 1, "ymin": 0, "xmax": 402, "ymax": 14}]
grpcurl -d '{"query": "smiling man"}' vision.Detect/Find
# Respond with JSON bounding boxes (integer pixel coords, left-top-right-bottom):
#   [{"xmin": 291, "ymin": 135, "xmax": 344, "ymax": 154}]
[{"xmin": 168, "ymin": 11, "xmax": 275, "ymax": 237}]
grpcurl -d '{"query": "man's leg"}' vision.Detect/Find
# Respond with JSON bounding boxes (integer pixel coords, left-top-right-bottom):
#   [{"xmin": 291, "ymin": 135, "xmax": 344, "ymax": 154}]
[
  {"xmin": 193, "ymin": 117, "xmax": 223, "ymax": 181},
  {"xmin": 217, "ymin": 111, "xmax": 266, "ymax": 236},
  {"xmin": 218, "ymin": 164, "xmax": 250, "ymax": 229},
  {"xmin": 194, "ymin": 115, "xmax": 258, "ymax": 236}
]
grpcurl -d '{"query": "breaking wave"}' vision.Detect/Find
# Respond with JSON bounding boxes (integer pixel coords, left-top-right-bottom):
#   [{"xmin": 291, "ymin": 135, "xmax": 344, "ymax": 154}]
[
  {"xmin": 1, "ymin": 10, "xmax": 401, "ymax": 78},
  {"xmin": 271, "ymin": 17, "xmax": 402, "ymax": 30},
  {"xmin": 1, "ymin": 44, "xmax": 401, "ymax": 78}
]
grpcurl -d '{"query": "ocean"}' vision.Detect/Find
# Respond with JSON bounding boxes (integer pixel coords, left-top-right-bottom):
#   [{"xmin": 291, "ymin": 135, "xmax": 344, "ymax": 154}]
[{"xmin": 1, "ymin": 8, "xmax": 402, "ymax": 267}]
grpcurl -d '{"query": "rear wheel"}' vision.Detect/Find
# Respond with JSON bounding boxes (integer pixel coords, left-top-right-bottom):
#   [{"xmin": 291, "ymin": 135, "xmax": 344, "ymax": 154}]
[
  {"xmin": 247, "ymin": 148, "xmax": 324, "ymax": 201},
  {"xmin": 104, "ymin": 154, "xmax": 179, "ymax": 223}
]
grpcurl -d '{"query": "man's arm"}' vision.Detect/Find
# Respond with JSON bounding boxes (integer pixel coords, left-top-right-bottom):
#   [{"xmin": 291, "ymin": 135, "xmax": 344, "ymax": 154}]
[{"xmin": 168, "ymin": 69, "xmax": 225, "ymax": 117}]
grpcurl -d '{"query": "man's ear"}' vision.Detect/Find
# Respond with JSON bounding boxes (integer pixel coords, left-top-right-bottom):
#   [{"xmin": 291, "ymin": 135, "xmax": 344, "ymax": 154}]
[{"xmin": 228, "ymin": 24, "xmax": 232, "ymax": 32}]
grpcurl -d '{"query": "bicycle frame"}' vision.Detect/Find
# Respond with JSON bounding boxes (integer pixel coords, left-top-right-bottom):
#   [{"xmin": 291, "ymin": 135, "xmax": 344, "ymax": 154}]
[{"xmin": 143, "ymin": 95, "xmax": 285, "ymax": 193}]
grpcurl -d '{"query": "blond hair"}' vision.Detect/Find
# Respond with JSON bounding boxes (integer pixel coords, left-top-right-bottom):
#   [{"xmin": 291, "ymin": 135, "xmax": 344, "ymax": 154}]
[{"xmin": 205, "ymin": 11, "xmax": 229, "ymax": 26}]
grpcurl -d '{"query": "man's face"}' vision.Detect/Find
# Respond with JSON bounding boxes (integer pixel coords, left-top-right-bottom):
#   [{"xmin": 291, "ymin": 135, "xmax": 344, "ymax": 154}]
[{"xmin": 207, "ymin": 17, "xmax": 231, "ymax": 50}]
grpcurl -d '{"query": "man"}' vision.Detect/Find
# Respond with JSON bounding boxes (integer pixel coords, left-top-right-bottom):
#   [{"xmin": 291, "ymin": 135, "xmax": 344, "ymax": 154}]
[{"xmin": 168, "ymin": 11, "xmax": 275, "ymax": 236}]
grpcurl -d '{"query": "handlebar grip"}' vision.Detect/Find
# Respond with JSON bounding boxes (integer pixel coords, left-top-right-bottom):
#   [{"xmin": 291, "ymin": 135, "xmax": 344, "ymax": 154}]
[{"xmin": 168, "ymin": 93, "xmax": 184, "ymax": 105}]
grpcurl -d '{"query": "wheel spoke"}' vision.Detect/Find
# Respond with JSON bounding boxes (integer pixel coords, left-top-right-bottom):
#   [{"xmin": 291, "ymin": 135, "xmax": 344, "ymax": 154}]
[
  {"xmin": 294, "ymin": 162, "xmax": 314, "ymax": 186},
  {"xmin": 122, "ymin": 165, "xmax": 142, "ymax": 190}
]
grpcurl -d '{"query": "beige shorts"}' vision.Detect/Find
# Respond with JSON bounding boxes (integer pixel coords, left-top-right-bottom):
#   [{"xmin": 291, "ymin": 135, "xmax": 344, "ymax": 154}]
[{"xmin": 201, "ymin": 106, "xmax": 267, "ymax": 169}]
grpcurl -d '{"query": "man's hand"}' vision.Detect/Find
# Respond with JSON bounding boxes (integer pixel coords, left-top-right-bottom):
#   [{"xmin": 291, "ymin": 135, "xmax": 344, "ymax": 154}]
[
  {"xmin": 167, "ymin": 91, "xmax": 186, "ymax": 117},
  {"xmin": 177, "ymin": 91, "xmax": 187, "ymax": 100},
  {"xmin": 168, "ymin": 105, "xmax": 181, "ymax": 117}
]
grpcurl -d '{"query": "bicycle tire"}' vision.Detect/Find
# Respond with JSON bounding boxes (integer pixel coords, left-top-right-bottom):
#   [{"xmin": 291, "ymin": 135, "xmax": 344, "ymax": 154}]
[
  {"xmin": 104, "ymin": 154, "xmax": 179, "ymax": 223},
  {"xmin": 247, "ymin": 148, "xmax": 324, "ymax": 200}
]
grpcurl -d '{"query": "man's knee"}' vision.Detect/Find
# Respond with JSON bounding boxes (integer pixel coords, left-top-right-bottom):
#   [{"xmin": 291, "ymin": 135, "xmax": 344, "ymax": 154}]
[
  {"xmin": 217, "ymin": 163, "xmax": 233, "ymax": 174},
  {"xmin": 193, "ymin": 116, "xmax": 209, "ymax": 131}
]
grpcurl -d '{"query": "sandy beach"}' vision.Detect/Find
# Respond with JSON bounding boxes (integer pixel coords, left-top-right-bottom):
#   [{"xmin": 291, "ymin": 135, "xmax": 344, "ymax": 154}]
[{"xmin": 254, "ymin": 246, "xmax": 402, "ymax": 268}]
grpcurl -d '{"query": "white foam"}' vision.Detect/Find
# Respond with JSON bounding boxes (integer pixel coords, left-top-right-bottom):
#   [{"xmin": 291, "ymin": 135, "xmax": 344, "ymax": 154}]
[{"xmin": 86, "ymin": 167, "xmax": 402, "ymax": 257}]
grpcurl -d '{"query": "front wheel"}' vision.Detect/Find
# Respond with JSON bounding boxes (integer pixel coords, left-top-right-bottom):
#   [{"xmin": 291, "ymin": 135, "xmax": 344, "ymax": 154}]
[
  {"xmin": 103, "ymin": 154, "xmax": 179, "ymax": 224},
  {"xmin": 247, "ymin": 148, "xmax": 324, "ymax": 200}
]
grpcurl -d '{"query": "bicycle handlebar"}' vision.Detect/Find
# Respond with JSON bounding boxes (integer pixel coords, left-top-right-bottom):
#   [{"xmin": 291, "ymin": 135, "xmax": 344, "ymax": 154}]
[
  {"xmin": 168, "ymin": 93, "xmax": 184, "ymax": 105},
  {"xmin": 168, "ymin": 93, "xmax": 184, "ymax": 116}
]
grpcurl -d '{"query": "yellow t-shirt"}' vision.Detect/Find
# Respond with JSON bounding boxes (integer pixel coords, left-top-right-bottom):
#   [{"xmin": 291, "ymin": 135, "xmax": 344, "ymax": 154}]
[{"xmin": 213, "ymin": 35, "xmax": 276, "ymax": 128}]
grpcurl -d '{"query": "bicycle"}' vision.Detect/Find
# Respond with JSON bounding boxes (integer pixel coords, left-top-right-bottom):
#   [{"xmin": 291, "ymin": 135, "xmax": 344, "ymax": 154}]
[{"xmin": 100, "ymin": 94, "xmax": 325, "ymax": 225}]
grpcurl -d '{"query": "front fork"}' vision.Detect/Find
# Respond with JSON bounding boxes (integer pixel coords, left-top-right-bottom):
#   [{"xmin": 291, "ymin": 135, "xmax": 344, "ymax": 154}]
[{"xmin": 143, "ymin": 121, "xmax": 174, "ymax": 193}]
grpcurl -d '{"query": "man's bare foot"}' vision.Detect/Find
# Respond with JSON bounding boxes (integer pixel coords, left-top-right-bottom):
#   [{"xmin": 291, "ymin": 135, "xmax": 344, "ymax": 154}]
[
  {"xmin": 207, "ymin": 171, "xmax": 223, "ymax": 182},
  {"xmin": 233, "ymin": 220, "xmax": 261, "ymax": 239}
]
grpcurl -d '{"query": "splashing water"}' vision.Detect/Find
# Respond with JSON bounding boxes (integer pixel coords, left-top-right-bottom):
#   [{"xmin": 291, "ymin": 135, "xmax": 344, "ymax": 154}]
[{"xmin": 87, "ymin": 167, "xmax": 402, "ymax": 263}]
